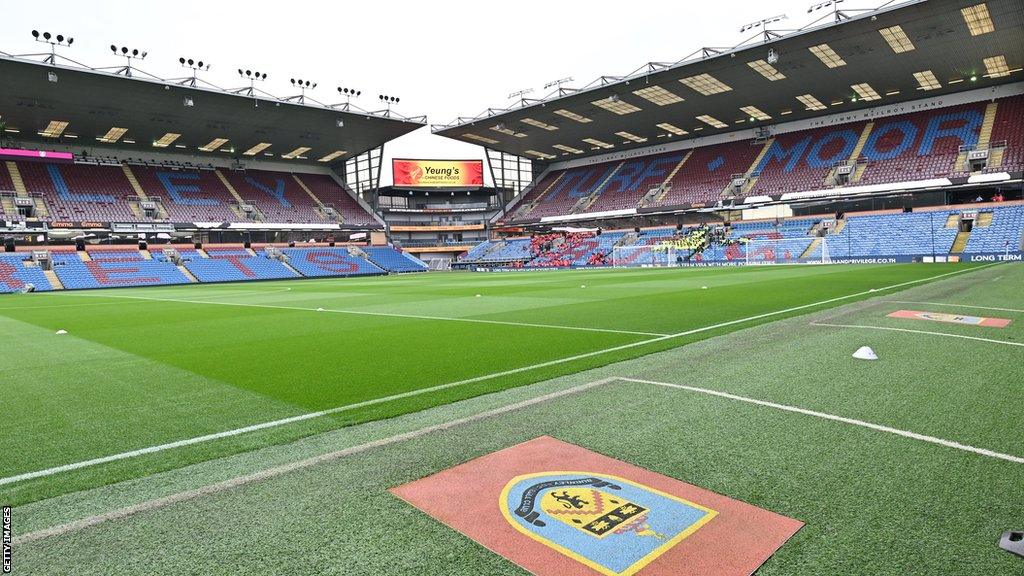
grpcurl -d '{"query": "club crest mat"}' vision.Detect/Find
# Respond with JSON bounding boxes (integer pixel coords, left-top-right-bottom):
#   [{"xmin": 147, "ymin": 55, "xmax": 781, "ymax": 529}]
[
  {"xmin": 391, "ymin": 436, "xmax": 803, "ymax": 576},
  {"xmin": 887, "ymin": 309, "xmax": 1011, "ymax": 328}
]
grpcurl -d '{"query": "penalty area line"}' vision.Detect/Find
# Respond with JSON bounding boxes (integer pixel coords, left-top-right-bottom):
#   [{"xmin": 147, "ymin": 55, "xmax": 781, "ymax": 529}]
[
  {"xmin": 622, "ymin": 377, "xmax": 1024, "ymax": 464},
  {"xmin": 0, "ymin": 262, "xmax": 995, "ymax": 489}
]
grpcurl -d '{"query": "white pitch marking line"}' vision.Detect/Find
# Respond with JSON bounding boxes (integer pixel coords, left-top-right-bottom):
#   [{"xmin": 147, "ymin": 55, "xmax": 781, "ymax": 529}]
[
  {"xmin": 809, "ymin": 322, "xmax": 1024, "ymax": 347},
  {"xmin": 54, "ymin": 292, "xmax": 668, "ymax": 337},
  {"xmin": 621, "ymin": 377, "xmax": 1024, "ymax": 464},
  {"xmin": 12, "ymin": 378, "xmax": 619, "ymax": 545},
  {"xmin": 883, "ymin": 300, "xmax": 1024, "ymax": 314},
  {"xmin": 0, "ymin": 263, "xmax": 996, "ymax": 488}
]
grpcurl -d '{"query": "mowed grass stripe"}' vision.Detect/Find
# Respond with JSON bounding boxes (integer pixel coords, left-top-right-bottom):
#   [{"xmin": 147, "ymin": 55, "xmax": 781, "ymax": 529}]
[
  {"xmin": 0, "ymin": 264, "xmax": 992, "ymax": 505},
  {"xmin": 0, "ymin": 263, "xmax": 992, "ymax": 489},
  {"xmin": 53, "ymin": 291, "xmax": 670, "ymax": 337}
]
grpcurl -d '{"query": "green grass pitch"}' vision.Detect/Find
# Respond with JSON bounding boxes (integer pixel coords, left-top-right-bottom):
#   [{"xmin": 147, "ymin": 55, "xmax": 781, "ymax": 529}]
[{"xmin": 3, "ymin": 262, "xmax": 1022, "ymax": 575}]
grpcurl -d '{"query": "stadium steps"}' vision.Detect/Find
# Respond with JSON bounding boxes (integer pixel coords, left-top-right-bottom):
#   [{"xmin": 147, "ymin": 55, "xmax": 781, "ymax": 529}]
[
  {"xmin": 945, "ymin": 214, "xmax": 960, "ymax": 228},
  {"xmin": 43, "ymin": 269, "xmax": 64, "ymax": 290},
  {"xmin": 977, "ymin": 102, "xmax": 999, "ymax": 148},
  {"xmin": 230, "ymin": 203, "xmax": 265, "ymax": 221},
  {"xmin": 988, "ymin": 147, "xmax": 1006, "ymax": 168},
  {"xmin": 246, "ymin": 248, "xmax": 258, "ymax": 256},
  {"xmin": 828, "ymin": 122, "xmax": 874, "ymax": 185},
  {"xmin": 0, "ymin": 196, "xmax": 15, "ymax": 215},
  {"xmin": 140, "ymin": 250, "xmax": 152, "ymax": 260},
  {"xmin": 32, "ymin": 197, "xmax": 50, "ymax": 218},
  {"xmin": 574, "ymin": 162, "xmax": 624, "ymax": 213},
  {"xmin": 646, "ymin": 152, "xmax": 693, "ymax": 207},
  {"xmin": 128, "ymin": 201, "xmax": 144, "ymax": 219},
  {"xmin": 976, "ymin": 212, "xmax": 993, "ymax": 227},
  {"xmin": 291, "ymin": 175, "xmax": 327, "ymax": 210},
  {"xmin": 78, "ymin": 251, "xmax": 92, "ymax": 262},
  {"xmin": 279, "ymin": 259, "xmax": 304, "ymax": 277},
  {"xmin": 214, "ymin": 170, "xmax": 248, "ymax": 205},
  {"xmin": 614, "ymin": 232, "xmax": 639, "ymax": 248},
  {"xmin": 121, "ymin": 165, "xmax": 149, "ymax": 200},
  {"xmin": 850, "ymin": 122, "xmax": 874, "ymax": 162},
  {"xmin": 950, "ymin": 230, "xmax": 971, "ymax": 254},
  {"xmin": 176, "ymin": 265, "xmax": 198, "ymax": 283},
  {"xmin": 801, "ymin": 237, "xmax": 821, "ymax": 259},
  {"xmin": 833, "ymin": 219, "xmax": 847, "ymax": 234},
  {"xmin": 518, "ymin": 172, "xmax": 566, "ymax": 217},
  {"xmin": 5, "ymin": 162, "xmax": 28, "ymax": 196},
  {"xmin": 851, "ymin": 163, "xmax": 868, "ymax": 182},
  {"xmin": 956, "ymin": 102, "xmax": 1000, "ymax": 171},
  {"xmin": 732, "ymin": 140, "xmax": 774, "ymax": 196},
  {"xmin": 197, "ymin": 248, "xmax": 209, "ymax": 258}
]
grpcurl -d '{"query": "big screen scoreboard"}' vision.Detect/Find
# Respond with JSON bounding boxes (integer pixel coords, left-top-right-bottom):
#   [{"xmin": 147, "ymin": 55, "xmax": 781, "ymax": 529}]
[{"xmin": 393, "ymin": 159, "xmax": 483, "ymax": 188}]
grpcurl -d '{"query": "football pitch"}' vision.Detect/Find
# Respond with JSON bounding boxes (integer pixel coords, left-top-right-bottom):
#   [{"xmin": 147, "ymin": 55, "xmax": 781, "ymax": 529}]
[{"xmin": 3, "ymin": 262, "xmax": 1022, "ymax": 574}]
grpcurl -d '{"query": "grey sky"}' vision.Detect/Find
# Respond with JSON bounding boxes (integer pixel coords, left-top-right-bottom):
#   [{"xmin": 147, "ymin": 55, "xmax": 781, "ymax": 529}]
[{"xmin": 3, "ymin": 0, "xmax": 854, "ymax": 183}]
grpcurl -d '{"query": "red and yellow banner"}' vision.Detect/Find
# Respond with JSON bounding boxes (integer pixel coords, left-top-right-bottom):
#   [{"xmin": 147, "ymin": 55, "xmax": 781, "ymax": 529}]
[{"xmin": 393, "ymin": 159, "xmax": 483, "ymax": 188}]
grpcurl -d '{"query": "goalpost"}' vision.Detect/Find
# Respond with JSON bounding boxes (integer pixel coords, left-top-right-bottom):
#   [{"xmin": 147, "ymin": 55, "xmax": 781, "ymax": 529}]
[
  {"xmin": 611, "ymin": 244, "xmax": 679, "ymax": 268},
  {"xmin": 743, "ymin": 236, "xmax": 831, "ymax": 265}
]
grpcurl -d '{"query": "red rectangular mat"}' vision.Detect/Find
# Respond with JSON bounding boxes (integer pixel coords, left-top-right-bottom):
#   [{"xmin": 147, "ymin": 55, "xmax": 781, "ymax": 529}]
[
  {"xmin": 887, "ymin": 309, "xmax": 1012, "ymax": 328},
  {"xmin": 391, "ymin": 436, "xmax": 803, "ymax": 576}
]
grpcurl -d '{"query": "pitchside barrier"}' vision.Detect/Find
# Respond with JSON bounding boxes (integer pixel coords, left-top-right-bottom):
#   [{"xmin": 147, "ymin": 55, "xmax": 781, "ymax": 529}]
[{"xmin": 467, "ymin": 251, "xmax": 1023, "ymax": 271}]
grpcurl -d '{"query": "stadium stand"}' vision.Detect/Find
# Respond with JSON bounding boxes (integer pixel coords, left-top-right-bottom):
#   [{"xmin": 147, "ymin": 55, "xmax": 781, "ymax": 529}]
[
  {"xmin": 509, "ymin": 97, "xmax": 1021, "ymax": 221},
  {"xmin": 52, "ymin": 250, "xmax": 191, "ymax": 289},
  {"xmin": 462, "ymin": 204, "xmax": 1024, "ymax": 267},
  {"xmin": 659, "ymin": 141, "xmax": 762, "ymax": 207},
  {"xmin": 585, "ymin": 152, "xmax": 686, "ymax": 213},
  {"xmin": 223, "ymin": 170, "xmax": 328, "ymax": 224},
  {"xmin": 963, "ymin": 205, "xmax": 1024, "ymax": 254},
  {"xmin": 750, "ymin": 123, "xmax": 868, "ymax": 196},
  {"xmin": 855, "ymin": 103, "xmax": 985, "ymax": 186},
  {"xmin": 175, "ymin": 248, "xmax": 299, "ymax": 282},
  {"xmin": 362, "ymin": 247, "xmax": 429, "ymax": 273},
  {"xmin": 0, "ymin": 253, "xmax": 53, "ymax": 293},
  {"xmin": 13, "ymin": 161, "xmax": 139, "ymax": 222},
  {"xmin": 281, "ymin": 248, "xmax": 385, "ymax": 277},
  {"xmin": 987, "ymin": 95, "xmax": 1024, "ymax": 173},
  {"xmin": 131, "ymin": 166, "xmax": 242, "ymax": 222},
  {"xmin": 296, "ymin": 174, "xmax": 380, "ymax": 226},
  {"xmin": 0, "ymin": 161, "xmax": 378, "ymax": 225}
]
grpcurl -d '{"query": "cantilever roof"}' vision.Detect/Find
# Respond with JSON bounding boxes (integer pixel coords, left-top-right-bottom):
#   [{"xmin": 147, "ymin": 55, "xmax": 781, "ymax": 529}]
[
  {"xmin": 0, "ymin": 55, "xmax": 426, "ymax": 167},
  {"xmin": 434, "ymin": 0, "xmax": 1024, "ymax": 161}
]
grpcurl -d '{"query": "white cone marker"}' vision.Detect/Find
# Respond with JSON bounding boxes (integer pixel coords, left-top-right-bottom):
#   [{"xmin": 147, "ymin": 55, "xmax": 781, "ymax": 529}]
[{"xmin": 852, "ymin": 346, "xmax": 878, "ymax": 360}]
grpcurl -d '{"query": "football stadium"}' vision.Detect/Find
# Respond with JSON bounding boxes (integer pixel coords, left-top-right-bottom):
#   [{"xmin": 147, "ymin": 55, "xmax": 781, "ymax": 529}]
[{"xmin": 1, "ymin": 0, "xmax": 1022, "ymax": 574}]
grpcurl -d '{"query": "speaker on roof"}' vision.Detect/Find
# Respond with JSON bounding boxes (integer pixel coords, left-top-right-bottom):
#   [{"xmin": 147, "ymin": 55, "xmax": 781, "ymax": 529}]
[{"xmin": 4, "ymin": 238, "xmax": 14, "ymax": 252}]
